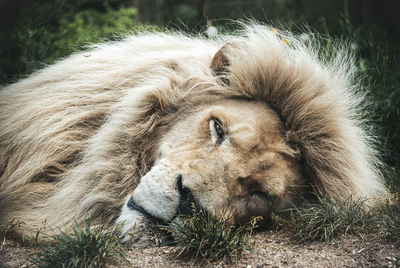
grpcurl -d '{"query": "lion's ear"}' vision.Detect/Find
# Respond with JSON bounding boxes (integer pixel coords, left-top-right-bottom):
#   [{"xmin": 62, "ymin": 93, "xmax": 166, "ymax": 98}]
[{"xmin": 211, "ymin": 42, "xmax": 236, "ymax": 85}]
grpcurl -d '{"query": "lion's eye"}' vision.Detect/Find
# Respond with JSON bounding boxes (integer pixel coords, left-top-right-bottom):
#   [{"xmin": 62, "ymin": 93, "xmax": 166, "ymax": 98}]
[
  {"xmin": 214, "ymin": 120, "xmax": 225, "ymax": 139},
  {"xmin": 209, "ymin": 117, "xmax": 226, "ymax": 144}
]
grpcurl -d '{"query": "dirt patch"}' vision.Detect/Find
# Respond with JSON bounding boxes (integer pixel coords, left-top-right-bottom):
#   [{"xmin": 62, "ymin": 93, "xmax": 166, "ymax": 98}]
[
  {"xmin": 0, "ymin": 238, "xmax": 39, "ymax": 268},
  {"xmin": 1, "ymin": 231, "xmax": 399, "ymax": 267}
]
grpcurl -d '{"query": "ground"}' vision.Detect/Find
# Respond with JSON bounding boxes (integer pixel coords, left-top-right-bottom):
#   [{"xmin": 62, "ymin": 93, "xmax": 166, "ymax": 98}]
[{"xmin": 1, "ymin": 230, "xmax": 399, "ymax": 267}]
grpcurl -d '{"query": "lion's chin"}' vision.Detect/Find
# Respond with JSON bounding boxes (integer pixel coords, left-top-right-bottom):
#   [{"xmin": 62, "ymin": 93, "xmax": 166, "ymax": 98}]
[{"xmin": 117, "ymin": 199, "xmax": 170, "ymax": 247}]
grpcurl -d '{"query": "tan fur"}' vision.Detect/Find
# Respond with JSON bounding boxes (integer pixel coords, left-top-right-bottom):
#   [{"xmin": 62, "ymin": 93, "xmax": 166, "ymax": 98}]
[{"xmin": 0, "ymin": 24, "xmax": 387, "ymax": 238}]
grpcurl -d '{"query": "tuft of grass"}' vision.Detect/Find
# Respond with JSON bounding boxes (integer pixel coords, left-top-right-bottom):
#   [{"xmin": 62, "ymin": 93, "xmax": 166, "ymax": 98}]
[
  {"xmin": 32, "ymin": 220, "xmax": 128, "ymax": 268},
  {"xmin": 274, "ymin": 196, "xmax": 375, "ymax": 242},
  {"xmin": 163, "ymin": 207, "xmax": 260, "ymax": 263}
]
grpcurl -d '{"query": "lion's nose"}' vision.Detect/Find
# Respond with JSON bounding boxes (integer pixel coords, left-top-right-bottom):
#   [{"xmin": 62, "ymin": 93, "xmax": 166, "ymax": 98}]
[{"xmin": 176, "ymin": 174, "xmax": 196, "ymax": 215}]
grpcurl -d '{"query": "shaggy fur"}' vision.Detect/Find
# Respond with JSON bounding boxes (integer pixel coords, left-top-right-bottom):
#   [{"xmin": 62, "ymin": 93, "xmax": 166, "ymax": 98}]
[{"xmin": 0, "ymin": 24, "xmax": 387, "ymax": 237}]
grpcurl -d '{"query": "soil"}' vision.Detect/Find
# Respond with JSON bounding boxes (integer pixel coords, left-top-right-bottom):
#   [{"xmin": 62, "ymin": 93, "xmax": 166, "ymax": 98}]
[{"xmin": 1, "ymin": 230, "xmax": 399, "ymax": 268}]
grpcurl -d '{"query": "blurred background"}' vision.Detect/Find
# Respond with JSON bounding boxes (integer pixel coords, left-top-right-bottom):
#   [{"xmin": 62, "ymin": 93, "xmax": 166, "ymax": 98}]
[{"xmin": 0, "ymin": 0, "xmax": 399, "ymax": 191}]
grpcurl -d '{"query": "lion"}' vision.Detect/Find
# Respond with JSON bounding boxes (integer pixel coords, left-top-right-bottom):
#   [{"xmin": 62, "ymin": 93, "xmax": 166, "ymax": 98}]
[{"xmin": 0, "ymin": 24, "xmax": 387, "ymax": 245}]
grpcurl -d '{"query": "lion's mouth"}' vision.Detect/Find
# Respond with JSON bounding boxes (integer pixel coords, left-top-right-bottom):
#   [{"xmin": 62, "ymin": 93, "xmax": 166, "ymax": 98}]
[
  {"xmin": 126, "ymin": 196, "xmax": 165, "ymax": 224},
  {"xmin": 126, "ymin": 174, "xmax": 208, "ymax": 223}
]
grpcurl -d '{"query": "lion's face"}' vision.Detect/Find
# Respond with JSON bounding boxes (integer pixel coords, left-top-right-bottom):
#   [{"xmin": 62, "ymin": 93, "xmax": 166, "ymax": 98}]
[{"xmin": 118, "ymin": 98, "xmax": 304, "ymax": 244}]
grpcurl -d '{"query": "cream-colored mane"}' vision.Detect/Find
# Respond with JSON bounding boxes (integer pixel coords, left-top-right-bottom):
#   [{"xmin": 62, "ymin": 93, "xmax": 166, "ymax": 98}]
[{"xmin": 0, "ymin": 24, "xmax": 387, "ymax": 236}]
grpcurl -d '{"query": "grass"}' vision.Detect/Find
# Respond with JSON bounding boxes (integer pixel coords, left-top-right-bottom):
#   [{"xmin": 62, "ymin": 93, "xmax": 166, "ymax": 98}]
[
  {"xmin": 377, "ymin": 194, "xmax": 400, "ymax": 239},
  {"xmin": 273, "ymin": 196, "xmax": 376, "ymax": 242},
  {"xmin": 32, "ymin": 220, "xmax": 128, "ymax": 268},
  {"xmin": 3, "ymin": 197, "xmax": 399, "ymax": 267},
  {"xmin": 29, "ymin": 196, "xmax": 398, "ymax": 267},
  {"xmin": 348, "ymin": 23, "xmax": 400, "ymax": 191},
  {"xmin": 162, "ymin": 206, "xmax": 260, "ymax": 263},
  {"xmin": 273, "ymin": 193, "xmax": 400, "ymax": 243}
]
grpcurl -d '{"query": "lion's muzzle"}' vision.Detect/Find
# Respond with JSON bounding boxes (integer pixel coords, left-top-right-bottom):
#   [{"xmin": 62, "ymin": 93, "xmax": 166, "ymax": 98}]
[
  {"xmin": 126, "ymin": 196, "xmax": 162, "ymax": 223},
  {"xmin": 124, "ymin": 173, "xmax": 198, "ymax": 220}
]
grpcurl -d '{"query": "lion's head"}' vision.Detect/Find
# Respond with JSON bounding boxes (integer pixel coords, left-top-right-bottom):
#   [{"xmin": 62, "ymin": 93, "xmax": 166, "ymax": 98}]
[{"xmin": 117, "ymin": 98, "xmax": 305, "ymax": 244}]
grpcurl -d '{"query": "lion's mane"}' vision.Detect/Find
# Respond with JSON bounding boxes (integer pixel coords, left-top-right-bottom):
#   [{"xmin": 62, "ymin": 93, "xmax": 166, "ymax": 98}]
[{"xmin": 0, "ymin": 24, "xmax": 386, "ymax": 235}]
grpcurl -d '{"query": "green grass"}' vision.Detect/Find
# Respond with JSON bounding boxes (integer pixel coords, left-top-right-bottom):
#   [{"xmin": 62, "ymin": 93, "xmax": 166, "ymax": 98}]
[
  {"xmin": 163, "ymin": 207, "xmax": 260, "ymax": 263},
  {"xmin": 32, "ymin": 221, "xmax": 128, "ymax": 268},
  {"xmin": 273, "ymin": 196, "xmax": 376, "ymax": 242},
  {"xmin": 346, "ymin": 23, "xmax": 400, "ymax": 192},
  {"xmin": 273, "ymin": 193, "xmax": 400, "ymax": 242},
  {"xmin": 5, "ymin": 198, "xmax": 400, "ymax": 267}
]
